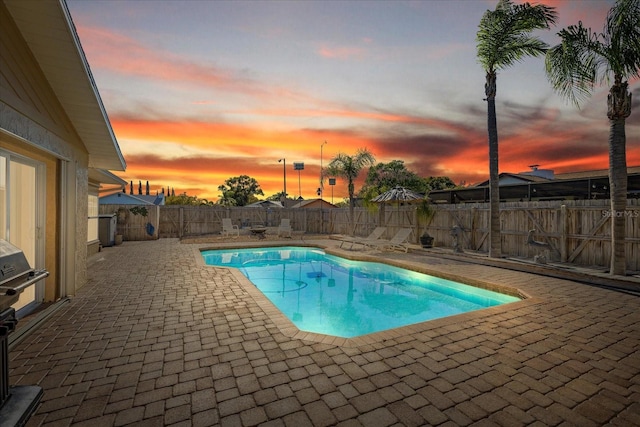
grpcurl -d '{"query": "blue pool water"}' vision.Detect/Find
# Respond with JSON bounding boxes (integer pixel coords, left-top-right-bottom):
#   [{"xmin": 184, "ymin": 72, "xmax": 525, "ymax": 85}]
[{"xmin": 201, "ymin": 247, "xmax": 520, "ymax": 338}]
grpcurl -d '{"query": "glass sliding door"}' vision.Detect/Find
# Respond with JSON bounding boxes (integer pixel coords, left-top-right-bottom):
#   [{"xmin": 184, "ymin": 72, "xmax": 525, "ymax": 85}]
[
  {"xmin": 0, "ymin": 156, "xmax": 5, "ymax": 238},
  {"xmin": 0, "ymin": 150, "xmax": 46, "ymax": 314}
]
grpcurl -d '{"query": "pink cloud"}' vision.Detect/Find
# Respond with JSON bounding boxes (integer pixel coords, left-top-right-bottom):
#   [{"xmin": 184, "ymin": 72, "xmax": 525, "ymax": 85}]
[
  {"xmin": 318, "ymin": 45, "xmax": 365, "ymax": 60},
  {"xmin": 77, "ymin": 26, "xmax": 233, "ymax": 84},
  {"xmin": 75, "ymin": 24, "xmax": 296, "ymax": 102}
]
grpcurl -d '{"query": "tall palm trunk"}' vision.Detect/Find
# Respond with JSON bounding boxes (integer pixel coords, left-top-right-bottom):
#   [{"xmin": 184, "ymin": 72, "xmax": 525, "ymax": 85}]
[
  {"xmin": 486, "ymin": 71, "xmax": 501, "ymax": 258},
  {"xmin": 607, "ymin": 77, "xmax": 631, "ymax": 275}
]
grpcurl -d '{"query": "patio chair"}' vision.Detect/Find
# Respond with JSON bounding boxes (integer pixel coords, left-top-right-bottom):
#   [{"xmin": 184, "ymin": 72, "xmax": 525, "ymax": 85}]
[
  {"xmin": 369, "ymin": 228, "xmax": 413, "ymax": 252},
  {"xmin": 278, "ymin": 218, "xmax": 292, "ymax": 237},
  {"xmin": 339, "ymin": 226, "xmax": 386, "ymax": 250},
  {"xmin": 221, "ymin": 218, "xmax": 239, "ymax": 237}
]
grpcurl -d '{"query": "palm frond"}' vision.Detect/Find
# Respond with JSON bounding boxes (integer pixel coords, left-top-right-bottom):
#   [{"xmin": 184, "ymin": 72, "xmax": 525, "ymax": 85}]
[
  {"xmin": 605, "ymin": 0, "xmax": 640, "ymax": 79},
  {"xmin": 545, "ymin": 22, "xmax": 606, "ymax": 106},
  {"xmin": 476, "ymin": 0, "xmax": 557, "ymax": 72},
  {"xmin": 509, "ymin": 1, "xmax": 557, "ymax": 33},
  {"xmin": 353, "ymin": 148, "xmax": 375, "ymax": 168},
  {"xmin": 546, "ymin": 0, "xmax": 640, "ymax": 106},
  {"xmin": 499, "ymin": 35, "xmax": 550, "ymax": 66}
]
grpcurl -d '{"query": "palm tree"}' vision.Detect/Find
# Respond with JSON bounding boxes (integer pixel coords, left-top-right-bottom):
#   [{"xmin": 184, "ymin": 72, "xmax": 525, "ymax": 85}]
[
  {"xmin": 545, "ymin": 0, "xmax": 639, "ymax": 276},
  {"xmin": 325, "ymin": 148, "xmax": 375, "ymax": 235},
  {"xmin": 476, "ymin": 0, "xmax": 557, "ymax": 258},
  {"xmin": 216, "ymin": 189, "xmax": 237, "ymax": 207}
]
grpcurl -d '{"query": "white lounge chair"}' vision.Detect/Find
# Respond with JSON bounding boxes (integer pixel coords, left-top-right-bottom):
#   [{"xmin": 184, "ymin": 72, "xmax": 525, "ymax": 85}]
[
  {"xmin": 278, "ymin": 219, "xmax": 292, "ymax": 237},
  {"xmin": 370, "ymin": 228, "xmax": 413, "ymax": 252},
  {"xmin": 221, "ymin": 218, "xmax": 239, "ymax": 237},
  {"xmin": 339, "ymin": 227, "xmax": 386, "ymax": 250}
]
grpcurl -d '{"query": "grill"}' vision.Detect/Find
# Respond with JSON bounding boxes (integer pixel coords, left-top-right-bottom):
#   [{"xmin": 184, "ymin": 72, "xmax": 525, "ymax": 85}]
[{"xmin": 0, "ymin": 239, "xmax": 48, "ymax": 426}]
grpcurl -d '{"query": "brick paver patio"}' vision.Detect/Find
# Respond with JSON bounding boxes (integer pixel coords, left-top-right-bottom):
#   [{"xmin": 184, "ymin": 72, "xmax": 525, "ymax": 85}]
[{"xmin": 8, "ymin": 238, "xmax": 640, "ymax": 426}]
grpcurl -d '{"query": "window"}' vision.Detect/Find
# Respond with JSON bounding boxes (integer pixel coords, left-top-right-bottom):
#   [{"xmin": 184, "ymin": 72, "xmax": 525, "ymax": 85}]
[{"xmin": 88, "ymin": 193, "xmax": 99, "ymax": 242}]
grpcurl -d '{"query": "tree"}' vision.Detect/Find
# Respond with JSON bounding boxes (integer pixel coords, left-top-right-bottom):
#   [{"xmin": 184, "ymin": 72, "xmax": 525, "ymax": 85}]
[
  {"xmin": 217, "ymin": 175, "xmax": 264, "ymax": 207},
  {"xmin": 266, "ymin": 191, "xmax": 287, "ymax": 202},
  {"xmin": 359, "ymin": 160, "xmax": 426, "ymax": 200},
  {"xmin": 359, "ymin": 160, "xmax": 456, "ymax": 202},
  {"xmin": 216, "ymin": 191, "xmax": 238, "ymax": 207},
  {"xmin": 545, "ymin": 0, "xmax": 639, "ymax": 275},
  {"xmin": 476, "ymin": 0, "xmax": 557, "ymax": 258},
  {"xmin": 165, "ymin": 193, "xmax": 212, "ymax": 206},
  {"xmin": 325, "ymin": 148, "xmax": 375, "ymax": 235},
  {"xmin": 426, "ymin": 176, "xmax": 457, "ymax": 192}
]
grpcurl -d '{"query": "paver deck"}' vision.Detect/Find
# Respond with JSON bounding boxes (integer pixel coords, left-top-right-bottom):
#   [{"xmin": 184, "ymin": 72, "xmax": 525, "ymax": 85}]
[{"xmin": 8, "ymin": 237, "xmax": 640, "ymax": 426}]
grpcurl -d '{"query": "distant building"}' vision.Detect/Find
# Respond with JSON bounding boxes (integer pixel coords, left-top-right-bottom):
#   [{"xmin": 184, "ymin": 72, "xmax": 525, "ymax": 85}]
[
  {"xmin": 100, "ymin": 191, "xmax": 165, "ymax": 206},
  {"xmin": 246, "ymin": 200, "xmax": 284, "ymax": 208},
  {"xmin": 290, "ymin": 199, "xmax": 338, "ymax": 209},
  {"xmin": 429, "ymin": 166, "xmax": 640, "ymax": 203}
]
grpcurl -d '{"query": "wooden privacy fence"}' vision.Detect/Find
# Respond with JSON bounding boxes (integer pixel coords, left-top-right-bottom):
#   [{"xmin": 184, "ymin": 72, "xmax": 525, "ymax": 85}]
[
  {"xmin": 156, "ymin": 206, "xmax": 333, "ymax": 237},
  {"xmin": 101, "ymin": 199, "xmax": 639, "ymax": 271},
  {"xmin": 427, "ymin": 199, "xmax": 638, "ymax": 271},
  {"xmin": 99, "ymin": 204, "xmax": 161, "ymax": 241}
]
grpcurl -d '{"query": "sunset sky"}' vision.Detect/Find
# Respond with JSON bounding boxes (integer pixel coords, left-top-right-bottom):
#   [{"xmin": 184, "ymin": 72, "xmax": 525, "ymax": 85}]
[{"xmin": 66, "ymin": 0, "xmax": 639, "ymax": 202}]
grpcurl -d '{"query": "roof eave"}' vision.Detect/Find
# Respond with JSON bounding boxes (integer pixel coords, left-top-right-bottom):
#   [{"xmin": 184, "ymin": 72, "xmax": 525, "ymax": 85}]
[{"xmin": 4, "ymin": 0, "xmax": 126, "ymax": 171}]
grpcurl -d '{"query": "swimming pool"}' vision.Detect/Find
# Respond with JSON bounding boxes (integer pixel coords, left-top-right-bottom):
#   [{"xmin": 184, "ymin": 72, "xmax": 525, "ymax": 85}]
[{"xmin": 201, "ymin": 246, "xmax": 520, "ymax": 338}]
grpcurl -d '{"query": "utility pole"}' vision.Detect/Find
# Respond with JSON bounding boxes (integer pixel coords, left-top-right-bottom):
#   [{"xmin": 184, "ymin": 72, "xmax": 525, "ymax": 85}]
[
  {"xmin": 294, "ymin": 162, "xmax": 304, "ymax": 199},
  {"xmin": 278, "ymin": 158, "xmax": 286, "ymax": 203}
]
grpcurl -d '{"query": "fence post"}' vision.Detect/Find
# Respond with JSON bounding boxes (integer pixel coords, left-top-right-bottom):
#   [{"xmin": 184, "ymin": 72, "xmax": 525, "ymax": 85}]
[
  {"xmin": 156, "ymin": 205, "xmax": 161, "ymax": 239},
  {"xmin": 560, "ymin": 204, "xmax": 567, "ymax": 262},
  {"xmin": 471, "ymin": 207, "xmax": 477, "ymax": 249},
  {"xmin": 179, "ymin": 207, "xmax": 184, "ymax": 238}
]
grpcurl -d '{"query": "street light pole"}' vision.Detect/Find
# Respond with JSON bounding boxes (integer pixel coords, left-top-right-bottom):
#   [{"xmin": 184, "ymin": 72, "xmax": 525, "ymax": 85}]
[
  {"xmin": 320, "ymin": 141, "xmax": 327, "ymax": 199},
  {"xmin": 329, "ymin": 178, "xmax": 336, "ymax": 204},
  {"xmin": 293, "ymin": 162, "xmax": 304, "ymax": 199},
  {"xmin": 278, "ymin": 158, "xmax": 286, "ymax": 203}
]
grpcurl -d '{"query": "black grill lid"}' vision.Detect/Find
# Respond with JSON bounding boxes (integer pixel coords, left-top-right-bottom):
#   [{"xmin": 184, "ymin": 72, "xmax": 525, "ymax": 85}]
[
  {"xmin": 0, "ymin": 239, "xmax": 48, "ymax": 312},
  {"xmin": 0, "ymin": 239, "xmax": 34, "ymax": 287}
]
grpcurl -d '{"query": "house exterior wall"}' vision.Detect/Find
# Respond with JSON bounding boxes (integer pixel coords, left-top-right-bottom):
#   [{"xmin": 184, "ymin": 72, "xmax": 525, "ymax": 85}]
[{"xmin": 1, "ymin": 2, "xmax": 90, "ymax": 296}]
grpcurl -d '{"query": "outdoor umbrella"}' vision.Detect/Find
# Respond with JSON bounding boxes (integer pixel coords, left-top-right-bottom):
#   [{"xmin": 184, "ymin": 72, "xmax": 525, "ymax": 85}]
[
  {"xmin": 371, "ymin": 186, "xmax": 424, "ymax": 226},
  {"xmin": 371, "ymin": 186, "xmax": 424, "ymax": 204}
]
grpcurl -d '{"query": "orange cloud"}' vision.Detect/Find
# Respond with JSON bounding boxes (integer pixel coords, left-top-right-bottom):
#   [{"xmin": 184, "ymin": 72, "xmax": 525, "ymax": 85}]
[
  {"xmin": 111, "ymin": 116, "xmax": 373, "ymax": 158},
  {"xmin": 108, "ymin": 92, "xmax": 640, "ymax": 202},
  {"xmin": 115, "ymin": 152, "xmax": 351, "ymax": 202},
  {"xmin": 109, "ymin": 115, "xmax": 385, "ymax": 200}
]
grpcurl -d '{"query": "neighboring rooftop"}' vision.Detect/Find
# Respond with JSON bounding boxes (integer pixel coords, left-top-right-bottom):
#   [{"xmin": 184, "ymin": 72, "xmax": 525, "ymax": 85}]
[
  {"xmin": 100, "ymin": 191, "xmax": 165, "ymax": 205},
  {"xmin": 430, "ymin": 166, "xmax": 640, "ymax": 203}
]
